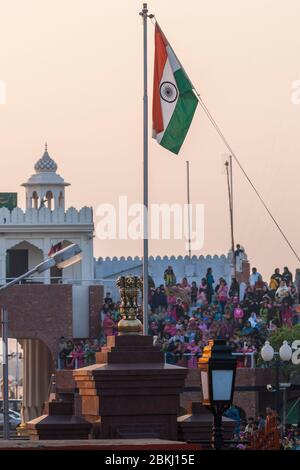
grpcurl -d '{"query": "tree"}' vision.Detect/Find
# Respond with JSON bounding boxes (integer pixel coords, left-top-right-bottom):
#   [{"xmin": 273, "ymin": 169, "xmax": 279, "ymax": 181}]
[
  {"xmin": 267, "ymin": 325, "xmax": 300, "ymax": 380},
  {"xmin": 268, "ymin": 325, "xmax": 300, "ymax": 351}
]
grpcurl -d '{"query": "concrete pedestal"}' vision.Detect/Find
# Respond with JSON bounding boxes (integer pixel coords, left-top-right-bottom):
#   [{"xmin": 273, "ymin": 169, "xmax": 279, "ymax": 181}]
[
  {"xmin": 27, "ymin": 401, "xmax": 91, "ymax": 440},
  {"xmin": 73, "ymin": 335, "xmax": 187, "ymax": 440}
]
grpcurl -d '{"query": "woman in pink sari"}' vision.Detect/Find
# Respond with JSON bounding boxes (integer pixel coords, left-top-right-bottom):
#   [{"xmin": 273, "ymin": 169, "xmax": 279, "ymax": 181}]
[
  {"xmin": 186, "ymin": 340, "xmax": 201, "ymax": 368},
  {"xmin": 281, "ymin": 302, "xmax": 293, "ymax": 327},
  {"xmin": 103, "ymin": 313, "xmax": 115, "ymax": 338},
  {"xmin": 217, "ymin": 280, "xmax": 228, "ymax": 316},
  {"xmin": 69, "ymin": 343, "xmax": 85, "ymax": 369},
  {"xmin": 164, "ymin": 321, "xmax": 177, "ymax": 337},
  {"xmin": 199, "ymin": 321, "xmax": 210, "ymax": 344},
  {"xmin": 233, "ymin": 303, "xmax": 244, "ymax": 327}
]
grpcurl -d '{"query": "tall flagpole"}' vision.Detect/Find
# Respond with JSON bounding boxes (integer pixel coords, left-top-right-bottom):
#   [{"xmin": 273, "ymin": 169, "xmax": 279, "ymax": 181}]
[
  {"xmin": 186, "ymin": 161, "xmax": 191, "ymax": 259},
  {"xmin": 140, "ymin": 3, "xmax": 152, "ymax": 335},
  {"xmin": 229, "ymin": 155, "xmax": 236, "ymax": 279}
]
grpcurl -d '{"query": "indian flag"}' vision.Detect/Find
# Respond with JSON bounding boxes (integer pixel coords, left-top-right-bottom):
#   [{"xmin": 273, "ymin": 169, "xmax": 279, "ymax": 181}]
[{"xmin": 152, "ymin": 23, "xmax": 198, "ymax": 155}]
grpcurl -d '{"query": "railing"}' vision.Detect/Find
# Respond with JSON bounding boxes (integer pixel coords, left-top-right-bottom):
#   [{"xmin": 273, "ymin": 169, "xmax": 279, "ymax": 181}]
[
  {"xmin": 164, "ymin": 351, "xmax": 257, "ymax": 368},
  {"xmin": 57, "ymin": 353, "xmax": 98, "ymax": 370},
  {"xmin": 247, "ymin": 416, "xmax": 280, "ymax": 450},
  {"xmin": 233, "ymin": 352, "xmax": 257, "ymax": 368},
  {"xmin": 164, "ymin": 352, "xmax": 204, "ymax": 369},
  {"xmin": 1, "ymin": 277, "xmax": 119, "ymax": 285}
]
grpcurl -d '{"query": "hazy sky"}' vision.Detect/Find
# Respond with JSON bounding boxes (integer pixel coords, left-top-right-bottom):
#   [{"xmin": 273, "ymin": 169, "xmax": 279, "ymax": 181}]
[{"xmin": 1, "ymin": 0, "xmax": 300, "ymax": 279}]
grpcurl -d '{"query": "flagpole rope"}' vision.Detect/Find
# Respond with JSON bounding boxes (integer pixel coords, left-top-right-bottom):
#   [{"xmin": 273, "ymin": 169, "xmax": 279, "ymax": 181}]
[{"xmin": 195, "ymin": 93, "xmax": 300, "ymax": 264}]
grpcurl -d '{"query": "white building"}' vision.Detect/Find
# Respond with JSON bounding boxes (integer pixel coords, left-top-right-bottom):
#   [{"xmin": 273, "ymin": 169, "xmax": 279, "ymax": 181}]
[
  {"xmin": 0, "ymin": 145, "xmax": 96, "ymax": 421},
  {"xmin": 0, "ymin": 144, "xmax": 94, "ymax": 285}
]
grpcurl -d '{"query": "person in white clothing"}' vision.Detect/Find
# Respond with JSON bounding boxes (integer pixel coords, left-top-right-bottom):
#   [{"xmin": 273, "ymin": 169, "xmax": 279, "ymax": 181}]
[{"xmin": 249, "ymin": 267, "xmax": 261, "ymax": 286}]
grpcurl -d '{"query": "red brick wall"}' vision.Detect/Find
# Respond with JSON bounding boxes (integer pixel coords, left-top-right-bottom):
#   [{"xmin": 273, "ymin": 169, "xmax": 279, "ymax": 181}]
[
  {"xmin": 237, "ymin": 260, "xmax": 251, "ymax": 283},
  {"xmin": 0, "ymin": 284, "xmax": 73, "ymax": 359},
  {"xmin": 182, "ymin": 368, "xmax": 279, "ymax": 418},
  {"xmin": 89, "ymin": 285, "xmax": 103, "ymax": 339}
]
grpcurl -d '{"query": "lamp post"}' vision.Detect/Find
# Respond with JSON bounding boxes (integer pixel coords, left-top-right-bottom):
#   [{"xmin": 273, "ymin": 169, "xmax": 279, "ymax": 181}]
[
  {"xmin": 261, "ymin": 340, "xmax": 300, "ymax": 426},
  {"xmin": 0, "ymin": 243, "xmax": 82, "ymax": 439},
  {"xmin": 198, "ymin": 339, "xmax": 237, "ymax": 450}
]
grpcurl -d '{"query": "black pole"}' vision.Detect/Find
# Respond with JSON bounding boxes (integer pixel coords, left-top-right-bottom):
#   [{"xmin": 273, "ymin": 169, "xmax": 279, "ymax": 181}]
[
  {"xmin": 275, "ymin": 359, "xmax": 280, "ymax": 415},
  {"xmin": 212, "ymin": 409, "xmax": 224, "ymax": 450},
  {"xmin": 186, "ymin": 161, "xmax": 191, "ymax": 259},
  {"xmin": 1, "ymin": 307, "xmax": 10, "ymax": 439}
]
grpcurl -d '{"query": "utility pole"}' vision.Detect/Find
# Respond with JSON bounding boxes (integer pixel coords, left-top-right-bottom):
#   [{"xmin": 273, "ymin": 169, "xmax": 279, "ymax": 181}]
[
  {"xmin": 225, "ymin": 157, "xmax": 236, "ymax": 279},
  {"xmin": 186, "ymin": 161, "xmax": 192, "ymax": 259},
  {"xmin": 1, "ymin": 308, "xmax": 9, "ymax": 439}
]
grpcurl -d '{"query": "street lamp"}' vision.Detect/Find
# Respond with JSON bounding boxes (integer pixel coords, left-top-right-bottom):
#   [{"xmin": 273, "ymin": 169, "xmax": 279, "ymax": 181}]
[
  {"xmin": 198, "ymin": 339, "xmax": 237, "ymax": 450},
  {"xmin": 0, "ymin": 243, "xmax": 82, "ymax": 440},
  {"xmin": 261, "ymin": 340, "xmax": 299, "ymax": 426}
]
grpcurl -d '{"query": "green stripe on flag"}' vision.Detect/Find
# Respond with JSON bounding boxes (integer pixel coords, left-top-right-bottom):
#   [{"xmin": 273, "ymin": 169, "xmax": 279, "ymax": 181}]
[
  {"xmin": 174, "ymin": 68, "xmax": 193, "ymax": 94},
  {"xmin": 160, "ymin": 88, "xmax": 198, "ymax": 155}
]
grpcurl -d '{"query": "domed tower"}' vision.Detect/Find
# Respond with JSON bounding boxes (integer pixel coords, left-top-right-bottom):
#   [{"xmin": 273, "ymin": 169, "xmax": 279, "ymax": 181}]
[{"xmin": 22, "ymin": 143, "xmax": 70, "ymax": 210}]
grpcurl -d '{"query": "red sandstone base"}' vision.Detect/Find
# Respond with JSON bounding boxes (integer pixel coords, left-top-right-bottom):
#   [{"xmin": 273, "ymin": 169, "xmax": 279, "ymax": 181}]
[
  {"xmin": 178, "ymin": 402, "xmax": 235, "ymax": 448},
  {"xmin": 73, "ymin": 335, "xmax": 188, "ymax": 440}
]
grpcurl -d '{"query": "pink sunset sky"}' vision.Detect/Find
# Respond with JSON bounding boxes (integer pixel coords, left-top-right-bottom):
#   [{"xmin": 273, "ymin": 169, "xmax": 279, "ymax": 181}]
[{"xmin": 0, "ymin": 0, "xmax": 300, "ymax": 279}]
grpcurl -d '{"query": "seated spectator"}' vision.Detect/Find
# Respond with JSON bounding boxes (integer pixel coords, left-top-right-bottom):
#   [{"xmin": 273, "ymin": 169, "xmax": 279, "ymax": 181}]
[
  {"xmin": 69, "ymin": 343, "xmax": 85, "ymax": 369},
  {"xmin": 151, "ymin": 287, "xmax": 162, "ymax": 313},
  {"xmin": 269, "ymin": 268, "xmax": 282, "ymax": 293},
  {"xmin": 282, "ymin": 266, "xmax": 293, "ymax": 284},
  {"xmin": 164, "ymin": 266, "xmax": 176, "ymax": 286},
  {"xmin": 58, "ymin": 336, "xmax": 68, "ymax": 369},
  {"xmin": 103, "ymin": 312, "xmax": 115, "ymax": 338},
  {"xmin": 245, "ymin": 417, "xmax": 255, "ymax": 435},
  {"xmin": 254, "ymin": 275, "xmax": 267, "ymax": 301},
  {"xmin": 249, "ymin": 267, "xmax": 261, "ymax": 286},
  {"xmin": 190, "ymin": 281, "xmax": 198, "ymax": 306},
  {"xmin": 163, "ymin": 320, "xmax": 177, "ymax": 337},
  {"xmin": 197, "ymin": 278, "xmax": 208, "ymax": 306},
  {"xmin": 241, "ymin": 321, "xmax": 254, "ymax": 336},
  {"xmin": 259, "ymin": 300, "xmax": 269, "ymax": 325},
  {"xmin": 233, "ymin": 303, "xmax": 244, "ymax": 325},
  {"xmin": 275, "ymin": 280, "xmax": 290, "ymax": 303},
  {"xmin": 206, "ymin": 268, "xmax": 215, "ymax": 304},
  {"xmin": 181, "ymin": 277, "xmax": 191, "ymax": 293},
  {"xmin": 280, "ymin": 301, "xmax": 293, "ymax": 327},
  {"xmin": 216, "ymin": 279, "xmax": 228, "ymax": 315},
  {"xmin": 186, "ymin": 339, "xmax": 201, "ymax": 368},
  {"xmin": 229, "ymin": 278, "xmax": 240, "ymax": 299},
  {"xmin": 104, "ymin": 292, "xmax": 113, "ymax": 305},
  {"xmin": 257, "ymin": 414, "xmax": 266, "ymax": 431}
]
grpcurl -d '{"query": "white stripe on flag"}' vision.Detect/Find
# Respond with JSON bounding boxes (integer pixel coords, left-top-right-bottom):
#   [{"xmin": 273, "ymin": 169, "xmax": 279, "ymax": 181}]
[
  {"xmin": 166, "ymin": 45, "xmax": 181, "ymax": 73},
  {"xmin": 156, "ymin": 58, "xmax": 179, "ymax": 144}
]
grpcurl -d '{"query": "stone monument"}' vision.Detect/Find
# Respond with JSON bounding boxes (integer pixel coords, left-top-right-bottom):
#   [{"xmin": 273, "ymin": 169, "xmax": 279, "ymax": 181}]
[{"xmin": 73, "ymin": 275, "xmax": 187, "ymax": 439}]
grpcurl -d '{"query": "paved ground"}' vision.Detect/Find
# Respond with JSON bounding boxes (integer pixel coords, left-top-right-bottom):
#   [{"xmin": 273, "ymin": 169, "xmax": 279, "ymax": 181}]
[{"xmin": 0, "ymin": 439, "xmax": 200, "ymax": 450}]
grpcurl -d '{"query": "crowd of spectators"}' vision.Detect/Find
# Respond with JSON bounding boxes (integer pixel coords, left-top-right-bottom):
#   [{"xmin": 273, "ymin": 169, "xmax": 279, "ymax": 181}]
[
  {"xmin": 100, "ymin": 261, "xmax": 300, "ymax": 368},
  {"xmin": 226, "ymin": 405, "xmax": 300, "ymax": 450},
  {"xmin": 57, "ymin": 337, "xmax": 101, "ymax": 369}
]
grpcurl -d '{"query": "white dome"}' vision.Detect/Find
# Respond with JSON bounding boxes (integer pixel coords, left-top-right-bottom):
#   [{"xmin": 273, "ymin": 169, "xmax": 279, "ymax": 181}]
[
  {"xmin": 22, "ymin": 144, "xmax": 70, "ymax": 188},
  {"xmin": 34, "ymin": 145, "xmax": 58, "ymax": 172}
]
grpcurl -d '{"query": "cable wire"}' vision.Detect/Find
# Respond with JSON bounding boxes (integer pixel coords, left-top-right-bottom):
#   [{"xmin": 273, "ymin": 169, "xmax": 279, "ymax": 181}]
[{"xmin": 196, "ymin": 93, "xmax": 300, "ymax": 263}]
